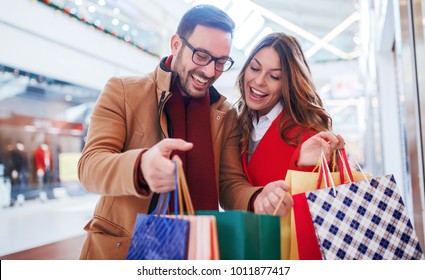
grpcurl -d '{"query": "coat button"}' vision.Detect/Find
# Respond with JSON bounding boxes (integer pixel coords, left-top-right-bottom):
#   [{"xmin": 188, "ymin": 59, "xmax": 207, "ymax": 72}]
[
  {"xmin": 216, "ymin": 115, "xmax": 221, "ymax": 120},
  {"xmin": 116, "ymin": 242, "xmax": 121, "ymax": 248}
]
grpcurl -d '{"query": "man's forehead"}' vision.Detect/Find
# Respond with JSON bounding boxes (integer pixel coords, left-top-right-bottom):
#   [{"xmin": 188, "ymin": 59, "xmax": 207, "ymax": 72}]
[{"xmin": 187, "ymin": 25, "xmax": 232, "ymax": 54}]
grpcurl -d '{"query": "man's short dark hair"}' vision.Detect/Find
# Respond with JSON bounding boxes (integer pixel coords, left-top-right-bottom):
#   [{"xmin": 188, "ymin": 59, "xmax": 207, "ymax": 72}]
[{"xmin": 176, "ymin": 4, "xmax": 235, "ymax": 38}]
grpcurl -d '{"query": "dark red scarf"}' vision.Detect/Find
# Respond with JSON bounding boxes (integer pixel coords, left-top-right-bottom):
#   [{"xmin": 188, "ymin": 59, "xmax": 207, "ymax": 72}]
[{"xmin": 165, "ymin": 56, "xmax": 218, "ymax": 210}]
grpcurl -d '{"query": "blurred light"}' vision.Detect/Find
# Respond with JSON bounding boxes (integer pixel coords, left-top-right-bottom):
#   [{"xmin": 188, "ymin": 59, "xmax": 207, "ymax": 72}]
[
  {"xmin": 353, "ymin": 34, "xmax": 361, "ymax": 44},
  {"xmin": 233, "ymin": 12, "xmax": 264, "ymax": 49},
  {"xmin": 88, "ymin": 5, "xmax": 96, "ymax": 13},
  {"xmin": 192, "ymin": 0, "xmax": 230, "ymax": 10},
  {"xmin": 24, "ymin": 126, "xmax": 37, "ymax": 132},
  {"xmin": 65, "ymin": 95, "xmax": 73, "ymax": 102},
  {"xmin": 244, "ymin": 26, "xmax": 273, "ymax": 56},
  {"xmin": 113, "ymin": 8, "xmax": 120, "ymax": 14},
  {"xmin": 94, "ymin": 19, "xmax": 102, "ymax": 26},
  {"xmin": 227, "ymin": 0, "xmax": 251, "ymax": 26},
  {"xmin": 74, "ymin": 0, "xmax": 82, "ymax": 6},
  {"xmin": 98, "ymin": 0, "xmax": 106, "ymax": 6},
  {"xmin": 131, "ymin": 29, "xmax": 138, "ymax": 36},
  {"xmin": 112, "ymin": 18, "xmax": 119, "ymax": 25},
  {"xmin": 318, "ymin": 83, "xmax": 331, "ymax": 95},
  {"xmin": 122, "ymin": 24, "xmax": 130, "ymax": 31}
]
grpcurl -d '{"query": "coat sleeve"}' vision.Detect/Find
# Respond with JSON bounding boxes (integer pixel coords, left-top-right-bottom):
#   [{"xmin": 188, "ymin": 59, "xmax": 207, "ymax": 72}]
[
  {"xmin": 78, "ymin": 77, "xmax": 148, "ymax": 197},
  {"xmin": 218, "ymin": 107, "xmax": 263, "ymax": 210}
]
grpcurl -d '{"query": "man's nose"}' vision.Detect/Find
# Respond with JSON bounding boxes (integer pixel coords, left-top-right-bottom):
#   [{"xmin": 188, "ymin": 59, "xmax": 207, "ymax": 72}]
[{"xmin": 201, "ymin": 61, "xmax": 217, "ymax": 78}]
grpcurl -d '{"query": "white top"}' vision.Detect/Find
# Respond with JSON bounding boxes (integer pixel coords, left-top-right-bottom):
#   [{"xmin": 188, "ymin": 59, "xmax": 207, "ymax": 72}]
[{"xmin": 248, "ymin": 102, "xmax": 283, "ymax": 161}]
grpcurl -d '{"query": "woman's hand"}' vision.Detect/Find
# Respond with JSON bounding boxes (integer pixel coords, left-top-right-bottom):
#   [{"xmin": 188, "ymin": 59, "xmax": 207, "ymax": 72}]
[{"xmin": 297, "ymin": 132, "xmax": 344, "ymax": 167}]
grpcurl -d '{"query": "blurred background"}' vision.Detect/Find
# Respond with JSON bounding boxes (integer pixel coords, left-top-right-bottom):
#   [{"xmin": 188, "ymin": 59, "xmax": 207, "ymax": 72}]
[{"xmin": 0, "ymin": 0, "xmax": 425, "ymax": 258}]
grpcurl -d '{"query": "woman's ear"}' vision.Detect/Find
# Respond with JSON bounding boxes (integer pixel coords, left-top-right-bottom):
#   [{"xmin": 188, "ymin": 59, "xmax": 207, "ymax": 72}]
[{"xmin": 170, "ymin": 34, "xmax": 182, "ymax": 56}]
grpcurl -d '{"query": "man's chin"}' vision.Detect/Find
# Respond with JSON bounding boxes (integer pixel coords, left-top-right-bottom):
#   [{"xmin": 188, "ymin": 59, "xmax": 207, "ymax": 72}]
[{"xmin": 187, "ymin": 88, "xmax": 208, "ymax": 99}]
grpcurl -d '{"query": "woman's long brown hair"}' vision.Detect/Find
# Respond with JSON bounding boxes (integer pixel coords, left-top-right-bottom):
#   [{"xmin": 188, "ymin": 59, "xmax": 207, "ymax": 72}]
[{"xmin": 236, "ymin": 32, "xmax": 332, "ymax": 154}]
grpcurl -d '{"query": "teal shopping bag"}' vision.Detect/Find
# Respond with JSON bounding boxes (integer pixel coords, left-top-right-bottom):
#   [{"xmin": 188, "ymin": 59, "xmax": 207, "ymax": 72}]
[{"xmin": 197, "ymin": 210, "xmax": 280, "ymax": 260}]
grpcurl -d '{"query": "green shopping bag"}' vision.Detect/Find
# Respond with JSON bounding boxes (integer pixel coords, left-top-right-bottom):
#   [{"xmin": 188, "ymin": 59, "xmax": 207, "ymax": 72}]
[{"xmin": 197, "ymin": 210, "xmax": 280, "ymax": 260}]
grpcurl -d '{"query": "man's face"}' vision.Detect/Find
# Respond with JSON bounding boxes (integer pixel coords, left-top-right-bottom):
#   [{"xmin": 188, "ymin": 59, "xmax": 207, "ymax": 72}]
[{"xmin": 171, "ymin": 25, "xmax": 232, "ymax": 98}]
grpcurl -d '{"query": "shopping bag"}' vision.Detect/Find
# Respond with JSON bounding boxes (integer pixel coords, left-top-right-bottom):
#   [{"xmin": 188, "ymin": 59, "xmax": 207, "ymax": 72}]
[
  {"xmin": 181, "ymin": 215, "xmax": 219, "ymax": 260},
  {"xmin": 198, "ymin": 210, "xmax": 280, "ymax": 260},
  {"xmin": 126, "ymin": 192, "xmax": 190, "ymax": 260},
  {"xmin": 301, "ymin": 174, "xmax": 425, "ymax": 259},
  {"xmin": 282, "ymin": 149, "xmax": 370, "ymax": 259},
  {"xmin": 127, "ymin": 161, "xmax": 194, "ymax": 260},
  {"xmin": 173, "ymin": 161, "xmax": 220, "ymax": 260}
]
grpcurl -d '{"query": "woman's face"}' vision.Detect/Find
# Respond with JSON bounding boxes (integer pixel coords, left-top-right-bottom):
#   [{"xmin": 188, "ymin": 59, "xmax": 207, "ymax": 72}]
[{"xmin": 244, "ymin": 46, "xmax": 283, "ymax": 117}]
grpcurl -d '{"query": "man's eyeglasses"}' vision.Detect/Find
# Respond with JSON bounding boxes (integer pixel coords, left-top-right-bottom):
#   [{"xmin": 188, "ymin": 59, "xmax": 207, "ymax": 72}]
[{"xmin": 180, "ymin": 36, "xmax": 234, "ymax": 72}]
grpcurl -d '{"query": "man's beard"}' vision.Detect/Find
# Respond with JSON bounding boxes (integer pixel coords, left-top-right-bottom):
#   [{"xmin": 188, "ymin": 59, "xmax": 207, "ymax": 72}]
[{"xmin": 173, "ymin": 53, "xmax": 214, "ymax": 98}]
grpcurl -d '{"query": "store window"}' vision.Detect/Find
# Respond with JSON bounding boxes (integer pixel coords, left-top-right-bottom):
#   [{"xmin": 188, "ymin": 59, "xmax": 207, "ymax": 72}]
[{"xmin": 0, "ymin": 64, "xmax": 98, "ymax": 207}]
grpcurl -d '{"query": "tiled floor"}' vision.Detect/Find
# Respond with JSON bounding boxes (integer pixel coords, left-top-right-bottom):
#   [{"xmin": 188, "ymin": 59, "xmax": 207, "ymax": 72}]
[{"xmin": 0, "ymin": 193, "xmax": 99, "ymax": 256}]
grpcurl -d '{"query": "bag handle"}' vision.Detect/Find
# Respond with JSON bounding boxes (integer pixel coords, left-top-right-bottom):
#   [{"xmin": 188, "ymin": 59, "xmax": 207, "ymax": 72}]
[
  {"xmin": 149, "ymin": 191, "xmax": 170, "ymax": 218},
  {"xmin": 315, "ymin": 147, "xmax": 356, "ymax": 190},
  {"xmin": 173, "ymin": 161, "xmax": 195, "ymax": 216},
  {"xmin": 319, "ymin": 150, "xmax": 337, "ymax": 196},
  {"xmin": 344, "ymin": 143, "xmax": 370, "ymax": 184},
  {"xmin": 338, "ymin": 148, "xmax": 354, "ymax": 183}
]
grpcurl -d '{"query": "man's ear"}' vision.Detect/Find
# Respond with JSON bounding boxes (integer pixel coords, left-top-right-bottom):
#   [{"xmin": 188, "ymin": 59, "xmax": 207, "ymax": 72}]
[{"xmin": 170, "ymin": 34, "xmax": 182, "ymax": 56}]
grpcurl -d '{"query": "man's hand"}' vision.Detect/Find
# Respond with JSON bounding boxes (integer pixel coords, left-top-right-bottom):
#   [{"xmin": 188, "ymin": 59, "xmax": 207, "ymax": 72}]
[
  {"xmin": 254, "ymin": 180, "xmax": 293, "ymax": 217},
  {"xmin": 297, "ymin": 132, "xmax": 345, "ymax": 167},
  {"xmin": 141, "ymin": 138, "xmax": 193, "ymax": 193}
]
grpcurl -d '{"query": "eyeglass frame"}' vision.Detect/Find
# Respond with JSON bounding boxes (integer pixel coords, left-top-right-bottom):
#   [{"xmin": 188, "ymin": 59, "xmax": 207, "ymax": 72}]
[{"xmin": 179, "ymin": 36, "xmax": 234, "ymax": 72}]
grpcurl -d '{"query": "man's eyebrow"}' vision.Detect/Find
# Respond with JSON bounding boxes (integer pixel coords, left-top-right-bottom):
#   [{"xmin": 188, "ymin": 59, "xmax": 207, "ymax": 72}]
[{"xmin": 196, "ymin": 47, "xmax": 231, "ymax": 60}]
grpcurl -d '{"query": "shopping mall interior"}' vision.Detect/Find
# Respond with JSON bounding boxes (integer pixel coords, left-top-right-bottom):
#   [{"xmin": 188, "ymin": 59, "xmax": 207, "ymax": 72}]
[{"xmin": 1, "ymin": 0, "xmax": 425, "ymax": 260}]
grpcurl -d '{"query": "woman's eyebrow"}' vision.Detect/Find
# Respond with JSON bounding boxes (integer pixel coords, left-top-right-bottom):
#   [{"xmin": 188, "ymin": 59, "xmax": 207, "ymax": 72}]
[{"xmin": 252, "ymin": 58, "xmax": 282, "ymax": 71}]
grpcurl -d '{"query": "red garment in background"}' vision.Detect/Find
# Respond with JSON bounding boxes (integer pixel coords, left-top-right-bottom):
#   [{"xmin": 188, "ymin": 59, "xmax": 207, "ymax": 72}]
[{"xmin": 33, "ymin": 146, "xmax": 53, "ymax": 172}]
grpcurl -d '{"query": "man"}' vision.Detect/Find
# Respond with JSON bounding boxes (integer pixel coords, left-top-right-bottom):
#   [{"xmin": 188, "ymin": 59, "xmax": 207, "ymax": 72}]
[{"xmin": 78, "ymin": 4, "xmax": 292, "ymax": 260}]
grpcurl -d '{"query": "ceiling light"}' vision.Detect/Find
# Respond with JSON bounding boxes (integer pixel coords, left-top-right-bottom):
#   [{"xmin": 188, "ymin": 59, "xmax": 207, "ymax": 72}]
[
  {"xmin": 244, "ymin": 26, "xmax": 273, "ymax": 56},
  {"xmin": 233, "ymin": 12, "xmax": 264, "ymax": 49},
  {"xmin": 305, "ymin": 12, "xmax": 359, "ymax": 59},
  {"xmin": 227, "ymin": 0, "xmax": 251, "ymax": 26},
  {"xmin": 247, "ymin": 1, "xmax": 350, "ymax": 60}
]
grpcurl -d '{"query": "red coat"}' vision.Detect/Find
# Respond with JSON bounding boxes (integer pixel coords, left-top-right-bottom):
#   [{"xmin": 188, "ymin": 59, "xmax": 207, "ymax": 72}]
[
  {"xmin": 33, "ymin": 146, "xmax": 53, "ymax": 172},
  {"xmin": 242, "ymin": 113, "xmax": 317, "ymax": 186}
]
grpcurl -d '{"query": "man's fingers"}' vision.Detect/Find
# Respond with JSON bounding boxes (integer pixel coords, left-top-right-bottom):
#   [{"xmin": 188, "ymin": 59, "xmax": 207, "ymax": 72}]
[{"xmin": 158, "ymin": 138, "xmax": 193, "ymax": 155}]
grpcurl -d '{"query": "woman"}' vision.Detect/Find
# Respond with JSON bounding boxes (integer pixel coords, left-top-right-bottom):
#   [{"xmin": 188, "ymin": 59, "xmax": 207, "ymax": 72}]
[{"xmin": 237, "ymin": 32, "xmax": 343, "ymax": 190}]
